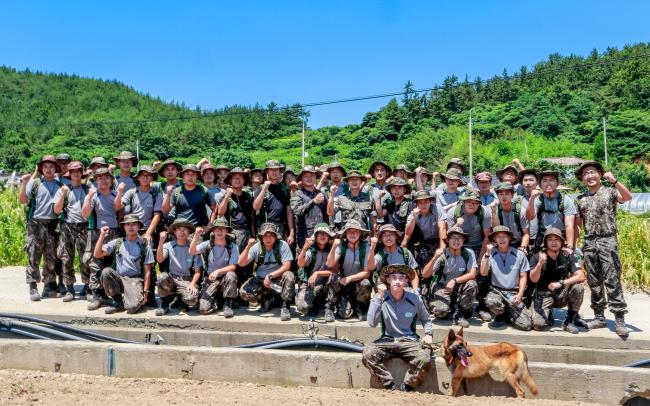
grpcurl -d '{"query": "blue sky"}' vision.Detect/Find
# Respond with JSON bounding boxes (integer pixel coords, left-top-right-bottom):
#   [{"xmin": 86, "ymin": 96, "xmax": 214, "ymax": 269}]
[{"xmin": 1, "ymin": 1, "xmax": 648, "ymax": 128}]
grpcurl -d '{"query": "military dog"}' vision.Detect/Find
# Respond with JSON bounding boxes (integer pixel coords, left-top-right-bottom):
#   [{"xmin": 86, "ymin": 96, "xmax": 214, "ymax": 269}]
[{"xmin": 441, "ymin": 327, "xmax": 538, "ymax": 398}]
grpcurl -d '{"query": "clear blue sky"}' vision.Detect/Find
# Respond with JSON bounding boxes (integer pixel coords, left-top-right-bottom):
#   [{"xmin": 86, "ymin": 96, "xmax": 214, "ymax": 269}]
[{"xmin": 2, "ymin": 1, "xmax": 648, "ymax": 128}]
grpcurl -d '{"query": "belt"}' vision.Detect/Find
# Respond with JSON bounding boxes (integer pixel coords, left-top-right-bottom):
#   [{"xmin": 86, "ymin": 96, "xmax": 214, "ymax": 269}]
[
  {"xmin": 30, "ymin": 218, "xmax": 58, "ymax": 224},
  {"xmin": 584, "ymin": 234, "xmax": 615, "ymax": 240}
]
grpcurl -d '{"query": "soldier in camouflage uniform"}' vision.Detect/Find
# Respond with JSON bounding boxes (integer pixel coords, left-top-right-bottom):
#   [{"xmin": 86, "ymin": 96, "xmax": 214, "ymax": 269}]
[
  {"xmin": 362, "ymin": 265, "xmax": 433, "ymax": 392},
  {"xmin": 19, "ymin": 155, "xmax": 64, "ymax": 301},
  {"xmin": 53, "ymin": 161, "xmax": 91, "ymax": 301},
  {"xmin": 326, "ymin": 169, "xmax": 374, "ymax": 230},
  {"xmin": 375, "ymin": 177, "xmax": 412, "ymax": 233},
  {"xmin": 574, "ymin": 161, "xmax": 633, "ymax": 338}
]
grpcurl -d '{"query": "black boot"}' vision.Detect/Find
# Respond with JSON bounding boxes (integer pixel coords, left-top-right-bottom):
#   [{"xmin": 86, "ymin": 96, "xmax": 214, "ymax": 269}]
[
  {"xmin": 222, "ymin": 298, "xmax": 234, "ymax": 318},
  {"xmin": 87, "ymin": 291, "xmax": 104, "ymax": 311},
  {"xmin": 563, "ymin": 310, "xmax": 579, "ymax": 334},
  {"xmin": 79, "ymin": 284, "xmax": 90, "ymax": 300},
  {"xmin": 453, "ymin": 307, "xmax": 471, "ymax": 328},
  {"xmin": 29, "ymin": 282, "xmax": 41, "ymax": 301},
  {"xmin": 155, "ymin": 296, "xmax": 172, "ymax": 316},
  {"xmin": 42, "ymin": 282, "xmax": 60, "ymax": 298},
  {"xmin": 57, "ymin": 275, "xmax": 66, "ymax": 296},
  {"xmin": 573, "ymin": 313, "xmax": 590, "ymax": 329},
  {"xmin": 490, "ymin": 313, "xmax": 506, "ymax": 328},
  {"xmin": 280, "ymin": 300, "xmax": 291, "ymax": 321},
  {"xmin": 62, "ymin": 285, "xmax": 75, "ymax": 302},
  {"xmin": 588, "ymin": 311, "xmax": 607, "ymax": 329},
  {"xmin": 105, "ymin": 295, "xmax": 125, "ymax": 314},
  {"xmin": 614, "ymin": 313, "xmax": 630, "ymax": 338}
]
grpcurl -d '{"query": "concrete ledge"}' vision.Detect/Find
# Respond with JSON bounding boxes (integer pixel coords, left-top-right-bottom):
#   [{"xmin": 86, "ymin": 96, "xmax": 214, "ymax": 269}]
[{"xmin": 0, "ymin": 339, "xmax": 648, "ymax": 404}]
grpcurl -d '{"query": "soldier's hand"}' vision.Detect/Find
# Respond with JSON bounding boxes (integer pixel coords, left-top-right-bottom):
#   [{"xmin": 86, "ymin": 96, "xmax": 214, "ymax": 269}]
[
  {"xmin": 313, "ymin": 192, "xmax": 325, "ymax": 204},
  {"xmin": 518, "ymin": 246, "xmax": 528, "ymax": 255},
  {"xmin": 117, "ymin": 182, "xmax": 127, "ymax": 193},
  {"xmin": 166, "ymin": 185, "xmax": 175, "ymax": 195},
  {"xmin": 321, "ymin": 171, "xmax": 329, "ymax": 179},
  {"xmin": 303, "ymin": 237, "xmax": 314, "ymax": 248},
  {"xmin": 263, "ymin": 180, "xmax": 271, "ymax": 188},
  {"xmin": 376, "ymin": 283, "xmax": 387, "ymax": 296},
  {"xmin": 188, "ymin": 284, "xmax": 198, "ymax": 295},
  {"xmin": 330, "ymin": 184, "xmax": 339, "ymax": 195},
  {"xmin": 247, "ymin": 238, "xmax": 257, "ymax": 247},
  {"xmin": 422, "ymin": 334, "xmax": 433, "ymax": 346},
  {"xmin": 307, "ymin": 273, "xmax": 318, "ymax": 287},
  {"xmin": 60, "ymin": 185, "xmax": 69, "ymax": 193},
  {"xmin": 195, "ymin": 227, "xmax": 205, "ymax": 236},
  {"xmin": 208, "ymin": 270, "xmax": 219, "ymax": 282},
  {"xmin": 530, "ymin": 189, "xmax": 541, "ymax": 200},
  {"xmin": 263, "ymin": 275, "xmax": 271, "ymax": 289},
  {"xmin": 412, "ymin": 207, "xmax": 421, "ymax": 217},
  {"xmin": 562, "ymin": 246, "xmax": 574, "ymax": 256},
  {"xmin": 226, "ymin": 187, "xmax": 233, "ymax": 195},
  {"xmin": 486, "ymin": 243, "xmax": 494, "ymax": 253},
  {"xmin": 100, "ymin": 226, "xmax": 110, "ymax": 236},
  {"xmin": 332, "ymin": 238, "xmax": 341, "ymax": 247},
  {"xmin": 513, "ymin": 293, "xmax": 523, "ymax": 306},
  {"xmin": 455, "ymin": 217, "xmax": 464, "ymax": 226},
  {"xmin": 143, "ymin": 233, "xmax": 153, "ymax": 245},
  {"xmin": 548, "ymin": 281, "xmax": 562, "ymax": 291},
  {"xmin": 370, "ymin": 236, "xmax": 379, "ymax": 246},
  {"xmin": 445, "ymin": 279, "xmax": 457, "ymax": 292},
  {"xmin": 415, "ymin": 167, "xmax": 423, "ymax": 175},
  {"xmin": 108, "ymin": 164, "xmax": 116, "ymax": 172},
  {"xmin": 603, "ymin": 172, "xmax": 617, "ymax": 184},
  {"xmin": 21, "ymin": 173, "xmax": 32, "ymax": 183},
  {"xmin": 512, "ymin": 158, "xmax": 522, "ymax": 166},
  {"xmin": 339, "ymin": 276, "xmax": 349, "ymax": 286},
  {"xmin": 434, "ymin": 248, "xmax": 444, "ymax": 258},
  {"xmin": 538, "ymin": 252, "xmax": 547, "ymax": 264},
  {"xmin": 159, "ymin": 231, "xmax": 168, "ymax": 242},
  {"xmin": 152, "ymin": 161, "xmax": 161, "ymax": 170}
]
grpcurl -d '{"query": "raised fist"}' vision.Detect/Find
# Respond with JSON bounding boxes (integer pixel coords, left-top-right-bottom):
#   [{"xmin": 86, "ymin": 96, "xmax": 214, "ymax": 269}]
[
  {"xmin": 247, "ymin": 238, "xmax": 257, "ymax": 246},
  {"xmin": 370, "ymin": 236, "xmax": 379, "ymax": 246},
  {"xmin": 166, "ymin": 185, "xmax": 175, "ymax": 195},
  {"xmin": 263, "ymin": 180, "xmax": 271, "ymax": 188},
  {"xmin": 195, "ymin": 227, "xmax": 205, "ymax": 236},
  {"xmin": 313, "ymin": 193, "xmax": 325, "ymax": 204},
  {"xmin": 412, "ymin": 207, "xmax": 421, "ymax": 217},
  {"xmin": 455, "ymin": 217, "xmax": 464, "ymax": 226},
  {"xmin": 330, "ymin": 184, "xmax": 339, "ymax": 195},
  {"xmin": 117, "ymin": 182, "xmax": 127, "ymax": 193},
  {"xmin": 60, "ymin": 185, "xmax": 69, "ymax": 193},
  {"xmin": 303, "ymin": 237, "xmax": 314, "ymax": 248},
  {"xmin": 603, "ymin": 172, "xmax": 617, "ymax": 184},
  {"xmin": 332, "ymin": 238, "xmax": 341, "ymax": 247},
  {"xmin": 159, "ymin": 231, "xmax": 168, "ymax": 242},
  {"xmin": 100, "ymin": 226, "xmax": 110, "ymax": 235}
]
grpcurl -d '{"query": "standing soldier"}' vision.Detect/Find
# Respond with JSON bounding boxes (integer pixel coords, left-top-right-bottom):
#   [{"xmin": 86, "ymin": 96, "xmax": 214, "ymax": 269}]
[
  {"xmin": 366, "ymin": 161, "xmax": 392, "ymax": 228},
  {"xmin": 401, "ymin": 190, "xmax": 446, "ymax": 269},
  {"xmin": 200, "ymin": 164, "xmax": 226, "ymax": 214},
  {"xmin": 214, "ymin": 164, "xmax": 230, "ymax": 190},
  {"xmin": 82, "ymin": 167, "xmax": 121, "ymax": 311},
  {"xmin": 362, "ymin": 265, "xmax": 433, "ymax": 392},
  {"xmin": 155, "ymin": 218, "xmax": 203, "ymax": 315},
  {"xmin": 327, "ymin": 169, "xmax": 374, "ymax": 231},
  {"xmin": 474, "ymin": 172, "xmax": 497, "ymax": 207},
  {"xmin": 435, "ymin": 168, "xmax": 465, "ymax": 210},
  {"xmin": 53, "ymin": 161, "xmax": 91, "ymax": 301},
  {"xmin": 190, "ymin": 218, "xmax": 239, "ymax": 317},
  {"xmin": 112, "ymin": 151, "xmax": 138, "ymax": 191},
  {"xmin": 421, "ymin": 226, "xmax": 478, "ymax": 327},
  {"xmin": 162, "ymin": 164, "xmax": 217, "ymax": 227},
  {"xmin": 518, "ymin": 168, "xmax": 539, "ymax": 255},
  {"xmin": 375, "ymin": 177, "xmax": 412, "ymax": 233},
  {"xmin": 253, "ymin": 160, "xmax": 295, "ymax": 245},
  {"xmin": 295, "ymin": 223, "xmax": 339, "ymax": 321},
  {"xmin": 238, "ymin": 223, "xmax": 295, "ymax": 321},
  {"xmin": 87, "ymin": 157, "xmax": 109, "ymax": 189},
  {"xmin": 290, "ymin": 165, "xmax": 328, "ymax": 248},
  {"xmin": 393, "ymin": 164, "xmax": 414, "ymax": 182},
  {"xmin": 93, "ymin": 214, "xmax": 154, "ymax": 314},
  {"xmin": 496, "ymin": 163, "xmax": 525, "ymax": 196},
  {"xmin": 436, "ymin": 158, "xmax": 468, "ymax": 191},
  {"xmin": 574, "ymin": 161, "xmax": 633, "ymax": 337},
  {"xmin": 368, "ymin": 224, "xmax": 420, "ymax": 295},
  {"xmin": 326, "ymin": 219, "xmax": 373, "ymax": 320},
  {"xmin": 493, "ymin": 182, "xmax": 530, "ymax": 252},
  {"xmin": 55, "ymin": 153, "xmax": 72, "ymax": 186},
  {"xmin": 321, "ymin": 162, "xmax": 348, "ymax": 231},
  {"xmin": 20, "ymin": 155, "xmax": 64, "ymax": 301}
]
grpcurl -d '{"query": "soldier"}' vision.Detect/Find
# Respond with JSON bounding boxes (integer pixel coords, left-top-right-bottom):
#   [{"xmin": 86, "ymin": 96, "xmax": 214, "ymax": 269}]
[
  {"xmin": 414, "ymin": 167, "xmax": 438, "ymax": 194},
  {"xmin": 474, "ymin": 172, "xmax": 497, "ymax": 207},
  {"xmin": 252, "ymin": 160, "xmax": 295, "ymax": 244},
  {"xmin": 112, "ymin": 151, "xmax": 138, "ymax": 191},
  {"xmin": 493, "ymin": 182, "xmax": 530, "ymax": 252},
  {"xmin": 496, "ymin": 164, "xmax": 525, "ymax": 196},
  {"xmin": 320, "ymin": 162, "xmax": 348, "ymax": 230},
  {"xmin": 402, "ymin": 190, "xmax": 446, "ymax": 267},
  {"xmin": 282, "ymin": 166, "xmax": 298, "ymax": 193},
  {"xmin": 375, "ymin": 177, "xmax": 412, "ymax": 233},
  {"xmin": 214, "ymin": 164, "xmax": 230, "ymax": 190},
  {"xmin": 158, "ymin": 159, "xmax": 183, "ymax": 190},
  {"xmin": 238, "ymin": 223, "xmax": 295, "ymax": 321},
  {"xmin": 529, "ymin": 228, "xmax": 587, "ymax": 333},
  {"xmin": 525, "ymin": 169, "xmax": 577, "ymax": 253},
  {"xmin": 366, "ymin": 161, "xmax": 392, "ymax": 228},
  {"xmin": 326, "ymin": 219, "xmax": 373, "ymax": 320},
  {"xmin": 434, "ymin": 168, "xmax": 465, "ymax": 210},
  {"xmin": 55, "ymin": 153, "xmax": 72, "ymax": 186},
  {"xmin": 518, "ymin": 168, "xmax": 539, "ymax": 254},
  {"xmin": 93, "ymin": 214, "xmax": 154, "ymax": 314},
  {"xmin": 480, "ymin": 226, "xmax": 533, "ymax": 331},
  {"xmin": 248, "ymin": 168, "xmax": 264, "ymax": 191},
  {"xmin": 20, "ymin": 155, "xmax": 64, "ymax": 301},
  {"xmin": 295, "ymin": 223, "xmax": 339, "ymax": 321},
  {"xmin": 362, "ymin": 265, "xmax": 433, "ymax": 392},
  {"xmin": 368, "ymin": 224, "xmax": 419, "ymax": 295},
  {"xmin": 190, "ymin": 218, "xmax": 239, "ymax": 317},
  {"xmin": 155, "ymin": 218, "xmax": 203, "ymax": 315},
  {"xmin": 574, "ymin": 161, "xmax": 633, "ymax": 337},
  {"xmin": 82, "ymin": 167, "xmax": 121, "ymax": 311},
  {"xmin": 200, "ymin": 164, "xmax": 225, "ymax": 206},
  {"xmin": 115, "ymin": 165, "xmax": 162, "ymax": 244},
  {"xmin": 290, "ymin": 165, "xmax": 328, "ymax": 248},
  {"xmin": 162, "ymin": 164, "xmax": 217, "ymax": 227},
  {"xmin": 436, "ymin": 158, "xmax": 468, "ymax": 191},
  {"xmin": 327, "ymin": 169, "xmax": 374, "ymax": 231},
  {"xmin": 53, "ymin": 161, "xmax": 91, "ymax": 301},
  {"xmin": 393, "ymin": 164, "xmax": 414, "ymax": 182},
  {"xmin": 87, "ymin": 157, "xmax": 109, "ymax": 189}
]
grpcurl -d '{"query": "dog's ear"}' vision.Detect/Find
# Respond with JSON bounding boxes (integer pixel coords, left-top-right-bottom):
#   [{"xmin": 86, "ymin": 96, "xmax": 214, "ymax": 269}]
[
  {"xmin": 457, "ymin": 326, "xmax": 464, "ymax": 337},
  {"xmin": 447, "ymin": 328, "xmax": 456, "ymax": 343}
]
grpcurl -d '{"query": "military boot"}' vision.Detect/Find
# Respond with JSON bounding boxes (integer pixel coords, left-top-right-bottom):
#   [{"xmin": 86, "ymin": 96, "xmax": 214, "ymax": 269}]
[
  {"xmin": 62, "ymin": 285, "xmax": 75, "ymax": 302},
  {"xmin": 562, "ymin": 310, "xmax": 579, "ymax": 334},
  {"xmin": 587, "ymin": 311, "xmax": 607, "ymax": 329},
  {"xmin": 104, "ymin": 295, "xmax": 125, "ymax": 314},
  {"xmin": 155, "ymin": 296, "xmax": 172, "ymax": 316},
  {"xmin": 614, "ymin": 313, "xmax": 630, "ymax": 338},
  {"xmin": 222, "ymin": 298, "xmax": 234, "ymax": 318},
  {"xmin": 453, "ymin": 307, "xmax": 471, "ymax": 328},
  {"xmin": 280, "ymin": 300, "xmax": 291, "ymax": 321},
  {"xmin": 29, "ymin": 282, "xmax": 41, "ymax": 301}
]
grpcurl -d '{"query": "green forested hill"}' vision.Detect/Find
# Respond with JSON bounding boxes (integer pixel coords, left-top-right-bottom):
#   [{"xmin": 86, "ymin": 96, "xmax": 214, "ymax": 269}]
[{"xmin": 1, "ymin": 43, "xmax": 649, "ymax": 189}]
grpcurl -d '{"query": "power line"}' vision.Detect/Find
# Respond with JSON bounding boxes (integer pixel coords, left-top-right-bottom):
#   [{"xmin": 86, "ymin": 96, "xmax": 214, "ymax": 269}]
[{"xmin": 2, "ymin": 52, "xmax": 649, "ymax": 131}]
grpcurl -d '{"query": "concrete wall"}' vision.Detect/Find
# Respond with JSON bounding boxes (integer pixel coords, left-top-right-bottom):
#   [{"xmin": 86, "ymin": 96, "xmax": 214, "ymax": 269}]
[{"xmin": 0, "ymin": 339, "xmax": 648, "ymax": 404}]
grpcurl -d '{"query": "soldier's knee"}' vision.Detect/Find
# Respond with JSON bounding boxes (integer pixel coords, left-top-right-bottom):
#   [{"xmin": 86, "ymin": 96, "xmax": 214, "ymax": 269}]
[
  {"xmin": 224, "ymin": 272, "xmax": 237, "ymax": 284},
  {"xmin": 100, "ymin": 267, "xmax": 114, "ymax": 279},
  {"xmin": 281, "ymin": 271, "xmax": 296, "ymax": 284},
  {"xmin": 432, "ymin": 305, "xmax": 450, "ymax": 319},
  {"xmin": 359, "ymin": 279, "xmax": 372, "ymax": 289},
  {"xmin": 531, "ymin": 315, "xmax": 547, "ymax": 331},
  {"xmin": 570, "ymin": 283, "xmax": 585, "ymax": 296},
  {"xmin": 125, "ymin": 304, "xmax": 141, "ymax": 314}
]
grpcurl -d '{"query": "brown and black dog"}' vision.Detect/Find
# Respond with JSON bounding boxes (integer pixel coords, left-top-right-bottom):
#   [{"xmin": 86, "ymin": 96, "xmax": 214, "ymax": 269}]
[{"xmin": 441, "ymin": 327, "xmax": 538, "ymax": 398}]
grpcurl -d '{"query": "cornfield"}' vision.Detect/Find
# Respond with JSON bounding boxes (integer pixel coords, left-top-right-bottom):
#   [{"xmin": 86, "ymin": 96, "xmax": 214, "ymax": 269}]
[{"xmin": 0, "ymin": 187, "xmax": 26, "ymax": 267}]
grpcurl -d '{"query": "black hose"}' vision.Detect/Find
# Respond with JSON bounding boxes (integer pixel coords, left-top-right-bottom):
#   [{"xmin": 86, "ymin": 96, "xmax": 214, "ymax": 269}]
[
  {"xmin": 1, "ymin": 319, "xmax": 91, "ymax": 341},
  {"xmin": 0, "ymin": 313, "xmax": 138, "ymax": 344},
  {"xmin": 624, "ymin": 359, "xmax": 650, "ymax": 368},
  {"xmin": 244, "ymin": 338, "xmax": 363, "ymax": 352},
  {"xmin": 0, "ymin": 326, "xmax": 50, "ymax": 340},
  {"xmin": 234, "ymin": 338, "xmax": 312, "ymax": 349}
]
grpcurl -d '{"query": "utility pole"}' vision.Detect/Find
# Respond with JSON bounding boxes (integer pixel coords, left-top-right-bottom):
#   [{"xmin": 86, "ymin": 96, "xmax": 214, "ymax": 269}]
[
  {"xmin": 603, "ymin": 117, "xmax": 608, "ymax": 167},
  {"xmin": 136, "ymin": 140, "xmax": 140, "ymax": 171},
  {"xmin": 301, "ymin": 119, "xmax": 306, "ymax": 167},
  {"xmin": 469, "ymin": 108, "xmax": 474, "ymax": 179}
]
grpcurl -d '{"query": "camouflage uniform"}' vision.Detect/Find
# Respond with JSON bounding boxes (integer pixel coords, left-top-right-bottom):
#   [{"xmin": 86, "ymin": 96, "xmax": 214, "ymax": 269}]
[
  {"xmin": 85, "ymin": 228, "xmax": 121, "ymax": 294},
  {"xmin": 199, "ymin": 272, "xmax": 238, "ymax": 313},
  {"xmin": 362, "ymin": 338, "xmax": 432, "ymax": 388},
  {"xmin": 100, "ymin": 269, "xmax": 145, "ymax": 314},
  {"xmin": 431, "ymin": 280, "xmax": 478, "ymax": 318},
  {"xmin": 531, "ymin": 284, "xmax": 584, "ymax": 330},
  {"xmin": 575, "ymin": 187, "xmax": 627, "ymax": 315},
  {"xmin": 25, "ymin": 219, "xmax": 59, "ymax": 284},
  {"xmin": 239, "ymin": 271, "xmax": 296, "ymax": 303},
  {"xmin": 295, "ymin": 273, "xmax": 341, "ymax": 315},
  {"xmin": 485, "ymin": 288, "xmax": 532, "ymax": 331},
  {"xmin": 57, "ymin": 222, "xmax": 90, "ymax": 285},
  {"xmin": 157, "ymin": 273, "xmax": 200, "ymax": 307}
]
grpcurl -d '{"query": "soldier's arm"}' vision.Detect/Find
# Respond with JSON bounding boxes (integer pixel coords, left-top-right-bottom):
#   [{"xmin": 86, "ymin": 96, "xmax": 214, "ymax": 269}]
[
  {"xmin": 209, "ymin": 204, "xmax": 218, "ymax": 223},
  {"xmin": 143, "ymin": 264, "xmax": 152, "ymax": 298},
  {"xmin": 326, "ymin": 194, "xmax": 336, "ymax": 216},
  {"xmin": 366, "ymin": 294, "xmax": 383, "ymax": 328},
  {"xmin": 520, "ymin": 228, "xmax": 530, "ymax": 249},
  {"xmin": 525, "ymin": 192, "xmax": 538, "ymax": 220},
  {"xmin": 564, "ymin": 215, "xmax": 576, "ymax": 250},
  {"xmin": 613, "ymin": 179, "xmax": 633, "ymax": 203},
  {"xmin": 438, "ymin": 220, "xmax": 447, "ymax": 250},
  {"xmin": 270, "ymin": 261, "xmax": 292, "ymax": 279},
  {"xmin": 252, "ymin": 183, "xmax": 269, "ymax": 212},
  {"xmin": 146, "ymin": 213, "xmax": 161, "ymax": 241},
  {"xmin": 162, "ymin": 187, "xmax": 174, "ymax": 215},
  {"xmin": 156, "ymin": 241, "xmax": 167, "ymax": 264},
  {"xmin": 217, "ymin": 189, "xmax": 232, "ymax": 217},
  {"xmin": 93, "ymin": 227, "xmax": 111, "ymax": 259},
  {"xmin": 479, "ymin": 253, "xmax": 491, "ymax": 277},
  {"xmin": 286, "ymin": 206, "xmax": 295, "ymax": 244},
  {"xmin": 237, "ymin": 239, "xmax": 256, "ymax": 267},
  {"xmin": 326, "ymin": 240, "xmax": 340, "ymax": 269},
  {"xmin": 53, "ymin": 187, "xmax": 67, "ymax": 215},
  {"xmin": 345, "ymin": 268, "xmax": 370, "ymax": 283}
]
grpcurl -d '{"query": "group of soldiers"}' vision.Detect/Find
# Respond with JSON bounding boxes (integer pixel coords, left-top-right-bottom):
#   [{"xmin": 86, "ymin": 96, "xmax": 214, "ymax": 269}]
[{"xmin": 20, "ymin": 151, "xmax": 633, "ymax": 341}]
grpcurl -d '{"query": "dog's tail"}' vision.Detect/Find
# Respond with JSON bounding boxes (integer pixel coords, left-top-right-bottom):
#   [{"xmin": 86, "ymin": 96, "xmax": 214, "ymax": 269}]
[{"xmin": 521, "ymin": 352, "xmax": 538, "ymax": 396}]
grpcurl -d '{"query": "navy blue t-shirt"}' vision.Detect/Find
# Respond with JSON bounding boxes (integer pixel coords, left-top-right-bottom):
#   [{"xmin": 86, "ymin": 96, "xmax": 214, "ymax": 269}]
[{"xmin": 171, "ymin": 186, "xmax": 215, "ymax": 226}]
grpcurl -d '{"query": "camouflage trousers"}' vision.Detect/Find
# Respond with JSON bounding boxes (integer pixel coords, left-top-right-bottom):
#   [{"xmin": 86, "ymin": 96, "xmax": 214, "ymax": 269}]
[
  {"xmin": 199, "ymin": 272, "xmax": 238, "ymax": 313},
  {"xmin": 362, "ymin": 337, "xmax": 432, "ymax": 388},
  {"xmin": 295, "ymin": 273, "xmax": 340, "ymax": 314},
  {"xmin": 485, "ymin": 287, "xmax": 532, "ymax": 331},
  {"xmin": 157, "ymin": 272, "xmax": 200, "ymax": 307},
  {"xmin": 583, "ymin": 236, "xmax": 627, "ymax": 315},
  {"xmin": 100, "ymin": 268, "xmax": 145, "ymax": 314},
  {"xmin": 232, "ymin": 228, "xmax": 253, "ymax": 283},
  {"xmin": 338, "ymin": 278, "xmax": 373, "ymax": 308},
  {"xmin": 239, "ymin": 272, "xmax": 296, "ymax": 303},
  {"xmin": 57, "ymin": 222, "xmax": 90, "ymax": 286},
  {"xmin": 24, "ymin": 219, "xmax": 59, "ymax": 284},
  {"xmin": 531, "ymin": 284, "xmax": 584, "ymax": 330},
  {"xmin": 429, "ymin": 280, "xmax": 478, "ymax": 319},
  {"xmin": 85, "ymin": 228, "xmax": 121, "ymax": 293}
]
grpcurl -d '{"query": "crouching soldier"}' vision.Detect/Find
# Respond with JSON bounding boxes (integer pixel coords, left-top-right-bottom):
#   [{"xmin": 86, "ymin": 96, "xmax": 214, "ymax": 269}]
[
  {"xmin": 295, "ymin": 223, "xmax": 338, "ymax": 321},
  {"xmin": 368, "ymin": 224, "xmax": 420, "ymax": 294},
  {"xmin": 155, "ymin": 218, "xmax": 203, "ymax": 315},
  {"xmin": 530, "ymin": 227, "xmax": 587, "ymax": 333},
  {"xmin": 92, "ymin": 214, "xmax": 154, "ymax": 314},
  {"xmin": 362, "ymin": 265, "xmax": 433, "ymax": 392},
  {"xmin": 238, "ymin": 223, "xmax": 295, "ymax": 321},
  {"xmin": 190, "ymin": 218, "xmax": 239, "ymax": 317},
  {"xmin": 480, "ymin": 226, "xmax": 532, "ymax": 330},
  {"xmin": 421, "ymin": 226, "xmax": 478, "ymax": 328},
  {"xmin": 326, "ymin": 220, "xmax": 373, "ymax": 320}
]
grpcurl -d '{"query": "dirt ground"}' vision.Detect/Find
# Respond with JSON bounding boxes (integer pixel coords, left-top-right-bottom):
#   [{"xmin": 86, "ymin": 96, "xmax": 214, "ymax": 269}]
[{"xmin": 0, "ymin": 369, "xmax": 601, "ymax": 406}]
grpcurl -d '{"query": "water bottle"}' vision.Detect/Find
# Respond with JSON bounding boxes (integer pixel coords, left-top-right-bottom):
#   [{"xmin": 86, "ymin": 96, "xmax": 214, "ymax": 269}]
[
  {"xmin": 269, "ymin": 281, "xmax": 283, "ymax": 293},
  {"xmin": 574, "ymin": 248, "xmax": 584, "ymax": 270}
]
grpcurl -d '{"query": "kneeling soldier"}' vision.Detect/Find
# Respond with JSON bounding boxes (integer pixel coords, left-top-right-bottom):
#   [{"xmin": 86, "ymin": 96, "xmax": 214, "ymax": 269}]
[
  {"xmin": 480, "ymin": 225, "xmax": 533, "ymax": 330},
  {"xmin": 190, "ymin": 218, "xmax": 239, "ymax": 317},
  {"xmin": 295, "ymin": 223, "xmax": 338, "ymax": 321},
  {"xmin": 529, "ymin": 227, "xmax": 587, "ymax": 333},
  {"xmin": 238, "ymin": 223, "xmax": 295, "ymax": 321},
  {"xmin": 421, "ymin": 226, "xmax": 478, "ymax": 328},
  {"xmin": 93, "ymin": 214, "xmax": 154, "ymax": 314},
  {"xmin": 362, "ymin": 265, "xmax": 433, "ymax": 392},
  {"xmin": 155, "ymin": 218, "xmax": 203, "ymax": 315}
]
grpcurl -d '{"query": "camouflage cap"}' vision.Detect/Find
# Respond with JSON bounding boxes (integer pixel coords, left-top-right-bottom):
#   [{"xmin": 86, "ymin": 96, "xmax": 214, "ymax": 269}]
[
  {"xmin": 37, "ymin": 155, "xmax": 58, "ymax": 169},
  {"xmin": 257, "ymin": 222, "xmax": 281, "ymax": 238},
  {"xmin": 368, "ymin": 161, "xmax": 392, "ymax": 176},
  {"xmin": 495, "ymin": 182, "xmax": 514, "ymax": 192},
  {"xmin": 313, "ymin": 223, "xmax": 336, "ymax": 238},
  {"xmin": 488, "ymin": 225, "xmax": 514, "ymax": 242},
  {"xmin": 543, "ymin": 227, "xmax": 566, "ymax": 245},
  {"xmin": 339, "ymin": 219, "xmax": 369, "ymax": 237},
  {"xmin": 264, "ymin": 160, "xmax": 283, "ymax": 170},
  {"xmin": 344, "ymin": 169, "xmax": 365, "ymax": 181},
  {"xmin": 460, "ymin": 189, "xmax": 481, "ymax": 202},
  {"xmin": 445, "ymin": 226, "xmax": 468, "ymax": 240},
  {"xmin": 517, "ymin": 168, "xmax": 538, "ymax": 183},
  {"xmin": 574, "ymin": 160, "xmax": 605, "ymax": 180},
  {"xmin": 55, "ymin": 153, "xmax": 71, "ymax": 161},
  {"xmin": 379, "ymin": 264, "xmax": 416, "ymax": 284},
  {"xmin": 496, "ymin": 165, "xmax": 519, "ymax": 180},
  {"xmin": 136, "ymin": 165, "xmax": 157, "ymax": 178},
  {"xmin": 93, "ymin": 167, "xmax": 114, "ymax": 178},
  {"xmin": 167, "ymin": 217, "xmax": 196, "ymax": 234},
  {"xmin": 412, "ymin": 190, "xmax": 435, "ymax": 201},
  {"xmin": 214, "ymin": 164, "xmax": 230, "ymax": 171},
  {"xmin": 377, "ymin": 223, "xmax": 402, "ymax": 238},
  {"xmin": 158, "ymin": 159, "xmax": 183, "ymax": 176},
  {"xmin": 394, "ymin": 164, "xmax": 414, "ymax": 176},
  {"xmin": 328, "ymin": 161, "xmax": 347, "ymax": 176},
  {"xmin": 474, "ymin": 171, "xmax": 493, "ymax": 182},
  {"xmin": 537, "ymin": 169, "xmax": 560, "ymax": 182},
  {"xmin": 120, "ymin": 213, "xmax": 143, "ymax": 228},
  {"xmin": 113, "ymin": 151, "xmax": 138, "ymax": 165},
  {"xmin": 283, "ymin": 166, "xmax": 297, "ymax": 177},
  {"xmin": 440, "ymin": 168, "xmax": 466, "ymax": 185},
  {"xmin": 89, "ymin": 157, "xmax": 108, "ymax": 168},
  {"xmin": 64, "ymin": 161, "xmax": 84, "ymax": 173},
  {"xmin": 179, "ymin": 164, "xmax": 201, "ymax": 176},
  {"xmin": 297, "ymin": 165, "xmax": 320, "ymax": 181},
  {"xmin": 446, "ymin": 158, "xmax": 467, "ymax": 175},
  {"xmin": 385, "ymin": 177, "xmax": 412, "ymax": 194},
  {"xmin": 224, "ymin": 167, "xmax": 249, "ymax": 185}
]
